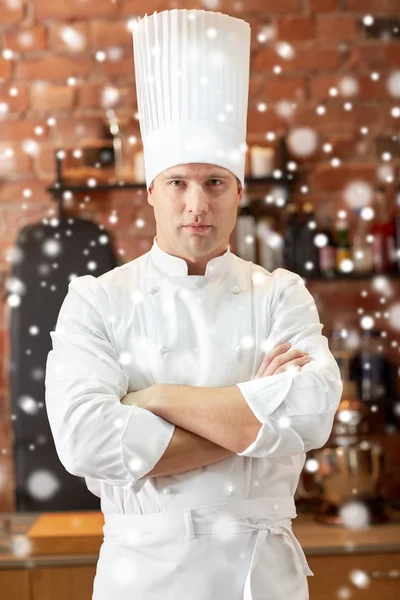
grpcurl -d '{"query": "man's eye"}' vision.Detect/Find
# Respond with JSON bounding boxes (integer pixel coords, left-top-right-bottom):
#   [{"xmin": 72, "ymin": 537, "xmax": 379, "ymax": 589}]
[
  {"xmin": 170, "ymin": 180, "xmax": 183, "ymax": 187},
  {"xmin": 208, "ymin": 179, "xmax": 222, "ymax": 186}
]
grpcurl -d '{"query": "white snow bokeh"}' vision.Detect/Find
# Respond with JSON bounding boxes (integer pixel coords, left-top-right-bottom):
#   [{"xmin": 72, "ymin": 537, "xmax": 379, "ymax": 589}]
[
  {"xmin": 287, "ymin": 128, "xmax": 318, "ymax": 157},
  {"xmin": 343, "ymin": 181, "xmax": 373, "ymax": 210},
  {"xmin": 339, "ymin": 500, "xmax": 371, "ymax": 530},
  {"xmin": 26, "ymin": 469, "xmax": 61, "ymax": 501},
  {"xmin": 388, "ymin": 303, "xmax": 400, "ymax": 331},
  {"xmin": 387, "ymin": 70, "xmax": 400, "ymax": 98}
]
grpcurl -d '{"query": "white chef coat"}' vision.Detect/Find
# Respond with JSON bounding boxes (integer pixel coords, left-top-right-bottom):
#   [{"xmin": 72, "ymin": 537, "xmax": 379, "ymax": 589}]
[{"xmin": 45, "ymin": 236, "xmax": 342, "ymax": 599}]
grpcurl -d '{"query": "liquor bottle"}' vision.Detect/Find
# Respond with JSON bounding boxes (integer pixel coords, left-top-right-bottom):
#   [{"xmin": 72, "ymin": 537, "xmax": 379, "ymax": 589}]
[
  {"xmin": 335, "ymin": 215, "xmax": 352, "ymax": 275},
  {"xmin": 298, "ymin": 202, "xmax": 320, "ymax": 278},
  {"xmin": 371, "ymin": 187, "xmax": 397, "ymax": 274},
  {"xmin": 317, "ymin": 214, "xmax": 336, "ymax": 279},
  {"xmin": 235, "ymin": 191, "xmax": 257, "ymax": 262},
  {"xmin": 256, "ymin": 216, "xmax": 283, "ymax": 271},
  {"xmin": 282, "ymin": 202, "xmax": 301, "ymax": 274},
  {"xmin": 394, "ymin": 185, "xmax": 400, "ymax": 273},
  {"xmin": 351, "ymin": 208, "xmax": 374, "ymax": 276}
]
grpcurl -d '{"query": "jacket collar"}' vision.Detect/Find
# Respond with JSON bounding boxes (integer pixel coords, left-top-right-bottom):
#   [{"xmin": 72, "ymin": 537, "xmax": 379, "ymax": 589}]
[{"xmin": 149, "ymin": 236, "xmax": 232, "ymax": 276}]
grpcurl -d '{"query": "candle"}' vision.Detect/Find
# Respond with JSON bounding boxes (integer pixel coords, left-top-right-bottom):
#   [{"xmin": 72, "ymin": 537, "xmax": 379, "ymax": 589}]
[
  {"xmin": 250, "ymin": 146, "xmax": 274, "ymax": 178},
  {"xmin": 134, "ymin": 151, "xmax": 146, "ymax": 183}
]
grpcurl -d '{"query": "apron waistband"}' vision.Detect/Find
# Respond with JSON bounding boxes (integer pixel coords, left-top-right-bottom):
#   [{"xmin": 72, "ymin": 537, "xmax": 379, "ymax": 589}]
[{"xmin": 103, "ymin": 495, "xmax": 297, "ymax": 533}]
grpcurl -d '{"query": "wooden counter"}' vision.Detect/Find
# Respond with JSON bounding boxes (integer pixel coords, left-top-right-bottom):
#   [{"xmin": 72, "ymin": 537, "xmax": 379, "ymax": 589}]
[{"xmin": 1, "ymin": 511, "xmax": 400, "ymax": 599}]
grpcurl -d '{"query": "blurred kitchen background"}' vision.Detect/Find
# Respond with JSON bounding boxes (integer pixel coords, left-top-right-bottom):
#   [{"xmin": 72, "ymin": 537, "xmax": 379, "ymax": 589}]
[{"xmin": 1, "ymin": 1, "xmax": 400, "ymax": 599}]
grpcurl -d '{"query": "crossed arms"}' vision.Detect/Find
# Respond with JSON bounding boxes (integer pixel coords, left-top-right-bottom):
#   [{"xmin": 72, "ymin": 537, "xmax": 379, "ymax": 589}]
[{"xmin": 122, "ymin": 384, "xmax": 262, "ymax": 478}]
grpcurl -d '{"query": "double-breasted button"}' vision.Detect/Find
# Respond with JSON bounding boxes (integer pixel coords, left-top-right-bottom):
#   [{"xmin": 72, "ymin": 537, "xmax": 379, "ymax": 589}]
[
  {"xmin": 160, "ymin": 347, "xmax": 168, "ymax": 355},
  {"xmin": 234, "ymin": 345, "xmax": 242, "ymax": 353},
  {"xmin": 150, "ymin": 286, "xmax": 159, "ymax": 294},
  {"xmin": 232, "ymin": 285, "xmax": 241, "ymax": 294}
]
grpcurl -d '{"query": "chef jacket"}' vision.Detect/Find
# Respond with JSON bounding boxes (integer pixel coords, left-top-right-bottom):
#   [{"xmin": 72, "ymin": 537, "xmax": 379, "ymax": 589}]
[{"xmin": 45, "ymin": 236, "xmax": 343, "ymax": 515}]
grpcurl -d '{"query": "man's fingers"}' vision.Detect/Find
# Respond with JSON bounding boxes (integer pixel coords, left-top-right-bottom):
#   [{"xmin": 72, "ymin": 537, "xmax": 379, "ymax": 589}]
[{"xmin": 254, "ymin": 342, "xmax": 291, "ymax": 378}]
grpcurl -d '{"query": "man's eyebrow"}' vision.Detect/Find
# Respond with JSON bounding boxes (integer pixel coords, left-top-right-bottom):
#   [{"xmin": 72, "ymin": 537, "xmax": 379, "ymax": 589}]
[{"xmin": 162, "ymin": 173, "xmax": 228, "ymax": 180}]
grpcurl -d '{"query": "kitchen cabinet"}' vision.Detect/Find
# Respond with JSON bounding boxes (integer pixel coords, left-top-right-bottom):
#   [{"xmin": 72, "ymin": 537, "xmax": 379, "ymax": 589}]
[{"xmin": 0, "ymin": 511, "xmax": 399, "ymax": 599}]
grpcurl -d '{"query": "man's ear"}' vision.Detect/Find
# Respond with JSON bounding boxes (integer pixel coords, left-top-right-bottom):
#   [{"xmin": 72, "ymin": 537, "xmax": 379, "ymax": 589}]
[
  {"xmin": 238, "ymin": 184, "xmax": 243, "ymax": 205},
  {"xmin": 147, "ymin": 184, "xmax": 154, "ymax": 207}
]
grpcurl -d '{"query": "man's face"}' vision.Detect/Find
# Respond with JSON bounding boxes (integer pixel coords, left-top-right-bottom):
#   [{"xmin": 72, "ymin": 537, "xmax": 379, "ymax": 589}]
[{"xmin": 147, "ymin": 163, "xmax": 243, "ymax": 273}]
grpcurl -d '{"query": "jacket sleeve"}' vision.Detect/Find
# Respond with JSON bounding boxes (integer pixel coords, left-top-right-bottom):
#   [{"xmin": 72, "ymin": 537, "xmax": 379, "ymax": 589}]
[
  {"xmin": 45, "ymin": 275, "xmax": 175, "ymax": 489},
  {"xmin": 236, "ymin": 268, "xmax": 343, "ymax": 458}
]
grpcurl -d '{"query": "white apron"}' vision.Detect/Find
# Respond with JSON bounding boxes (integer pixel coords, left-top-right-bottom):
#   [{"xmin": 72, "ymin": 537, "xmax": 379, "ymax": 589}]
[{"xmin": 92, "ymin": 496, "xmax": 313, "ymax": 600}]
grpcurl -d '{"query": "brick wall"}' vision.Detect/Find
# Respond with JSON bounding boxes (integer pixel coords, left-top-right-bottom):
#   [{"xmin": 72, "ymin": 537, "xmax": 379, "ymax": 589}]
[{"xmin": 1, "ymin": 0, "xmax": 400, "ymax": 511}]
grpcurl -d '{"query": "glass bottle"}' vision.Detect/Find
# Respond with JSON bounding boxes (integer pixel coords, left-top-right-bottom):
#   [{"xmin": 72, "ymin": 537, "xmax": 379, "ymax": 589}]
[
  {"xmin": 282, "ymin": 202, "xmax": 300, "ymax": 274},
  {"xmin": 318, "ymin": 214, "xmax": 336, "ymax": 279},
  {"xmin": 335, "ymin": 216, "xmax": 352, "ymax": 275},
  {"xmin": 256, "ymin": 216, "xmax": 283, "ymax": 272},
  {"xmin": 394, "ymin": 185, "xmax": 400, "ymax": 273},
  {"xmin": 351, "ymin": 208, "xmax": 374, "ymax": 276},
  {"xmin": 235, "ymin": 191, "xmax": 257, "ymax": 262},
  {"xmin": 298, "ymin": 202, "xmax": 320, "ymax": 278},
  {"xmin": 371, "ymin": 187, "xmax": 397, "ymax": 274},
  {"xmin": 357, "ymin": 330, "xmax": 389, "ymax": 433}
]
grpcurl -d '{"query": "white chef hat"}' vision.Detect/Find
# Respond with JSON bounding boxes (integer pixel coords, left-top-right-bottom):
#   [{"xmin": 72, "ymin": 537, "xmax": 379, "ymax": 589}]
[{"xmin": 132, "ymin": 9, "xmax": 251, "ymax": 190}]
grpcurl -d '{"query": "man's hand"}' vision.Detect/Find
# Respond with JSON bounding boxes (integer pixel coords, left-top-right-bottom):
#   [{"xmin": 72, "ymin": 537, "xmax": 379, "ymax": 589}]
[
  {"xmin": 121, "ymin": 384, "xmax": 158, "ymax": 410},
  {"xmin": 254, "ymin": 342, "xmax": 309, "ymax": 378}
]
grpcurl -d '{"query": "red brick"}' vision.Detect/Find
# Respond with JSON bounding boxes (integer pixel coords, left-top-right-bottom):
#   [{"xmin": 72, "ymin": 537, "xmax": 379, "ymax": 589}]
[
  {"xmin": 98, "ymin": 54, "xmax": 134, "ymax": 78},
  {"xmin": 343, "ymin": 0, "xmax": 400, "ymax": 11},
  {"xmin": 219, "ymin": 0, "xmax": 302, "ymax": 14},
  {"xmin": 48, "ymin": 23, "xmax": 89, "ymax": 54},
  {"xmin": 0, "ymin": 143, "xmax": 31, "ymax": 176},
  {"xmin": 358, "ymin": 75, "xmax": 394, "ymax": 100},
  {"xmin": 327, "ymin": 134, "xmax": 367, "ymax": 160},
  {"xmin": 0, "ymin": 119, "xmax": 49, "ymax": 142},
  {"xmin": 310, "ymin": 75, "xmax": 345, "ymax": 100},
  {"xmin": 382, "ymin": 104, "xmax": 400, "ymax": 132},
  {"xmin": 121, "ymin": 0, "xmax": 203, "ymax": 18},
  {"xmin": 15, "ymin": 54, "xmax": 93, "ymax": 81},
  {"xmin": 246, "ymin": 107, "xmax": 287, "ymax": 134},
  {"xmin": 0, "ymin": 0, "xmax": 24, "ymax": 24},
  {"xmin": 0, "ymin": 84, "xmax": 29, "ymax": 113},
  {"xmin": 307, "ymin": 0, "xmax": 338, "ymax": 12},
  {"xmin": 310, "ymin": 74, "xmax": 385, "ymax": 101},
  {"xmin": 316, "ymin": 15, "xmax": 360, "ymax": 41},
  {"xmin": 31, "ymin": 82, "xmax": 76, "ymax": 112},
  {"xmin": 292, "ymin": 103, "xmax": 379, "ymax": 133},
  {"xmin": 3, "ymin": 25, "xmax": 47, "ymax": 52},
  {"xmin": 249, "ymin": 75, "xmax": 264, "ymax": 102},
  {"xmin": 347, "ymin": 44, "xmax": 387, "ymax": 69},
  {"xmin": 78, "ymin": 82, "xmax": 136, "ymax": 109},
  {"xmin": 312, "ymin": 162, "xmax": 377, "ymax": 192},
  {"xmin": 33, "ymin": 143, "xmax": 57, "ymax": 182},
  {"xmin": 51, "ymin": 118, "xmax": 106, "ymax": 145},
  {"xmin": 294, "ymin": 46, "xmax": 341, "ymax": 71},
  {"xmin": 90, "ymin": 20, "xmax": 133, "ymax": 48},
  {"xmin": 287, "ymin": 132, "xmax": 362, "ymax": 165},
  {"xmin": 386, "ymin": 45, "xmax": 400, "ymax": 68},
  {"xmin": 0, "ymin": 59, "xmax": 12, "ymax": 83},
  {"xmin": 277, "ymin": 17, "xmax": 315, "ymax": 42},
  {"xmin": 33, "ymin": 0, "xmax": 118, "ymax": 21},
  {"xmin": 254, "ymin": 45, "xmax": 341, "ymax": 73},
  {"xmin": 0, "ymin": 178, "xmax": 48, "ymax": 203},
  {"xmin": 263, "ymin": 77, "xmax": 306, "ymax": 101}
]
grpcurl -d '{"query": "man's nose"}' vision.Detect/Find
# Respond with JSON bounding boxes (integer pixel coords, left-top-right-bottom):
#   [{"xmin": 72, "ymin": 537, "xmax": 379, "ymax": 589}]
[{"xmin": 185, "ymin": 185, "xmax": 209, "ymax": 213}]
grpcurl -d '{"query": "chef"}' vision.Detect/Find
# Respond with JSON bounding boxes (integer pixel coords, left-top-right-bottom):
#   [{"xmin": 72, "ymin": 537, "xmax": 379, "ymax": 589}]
[{"xmin": 45, "ymin": 8, "xmax": 343, "ymax": 600}]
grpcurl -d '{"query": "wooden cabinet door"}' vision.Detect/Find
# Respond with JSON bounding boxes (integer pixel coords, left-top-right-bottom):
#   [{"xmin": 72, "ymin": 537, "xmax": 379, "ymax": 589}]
[
  {"xmin": 0, "ymin": 569, "xmax": 30, "ymax": 600},
  {"xmin": 308, "ymin": 552, "xmax": 400, "ymax": 600},
  {"xmin": 31, "ymin": 565, "xmax": 97, "ymax": 600}
]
